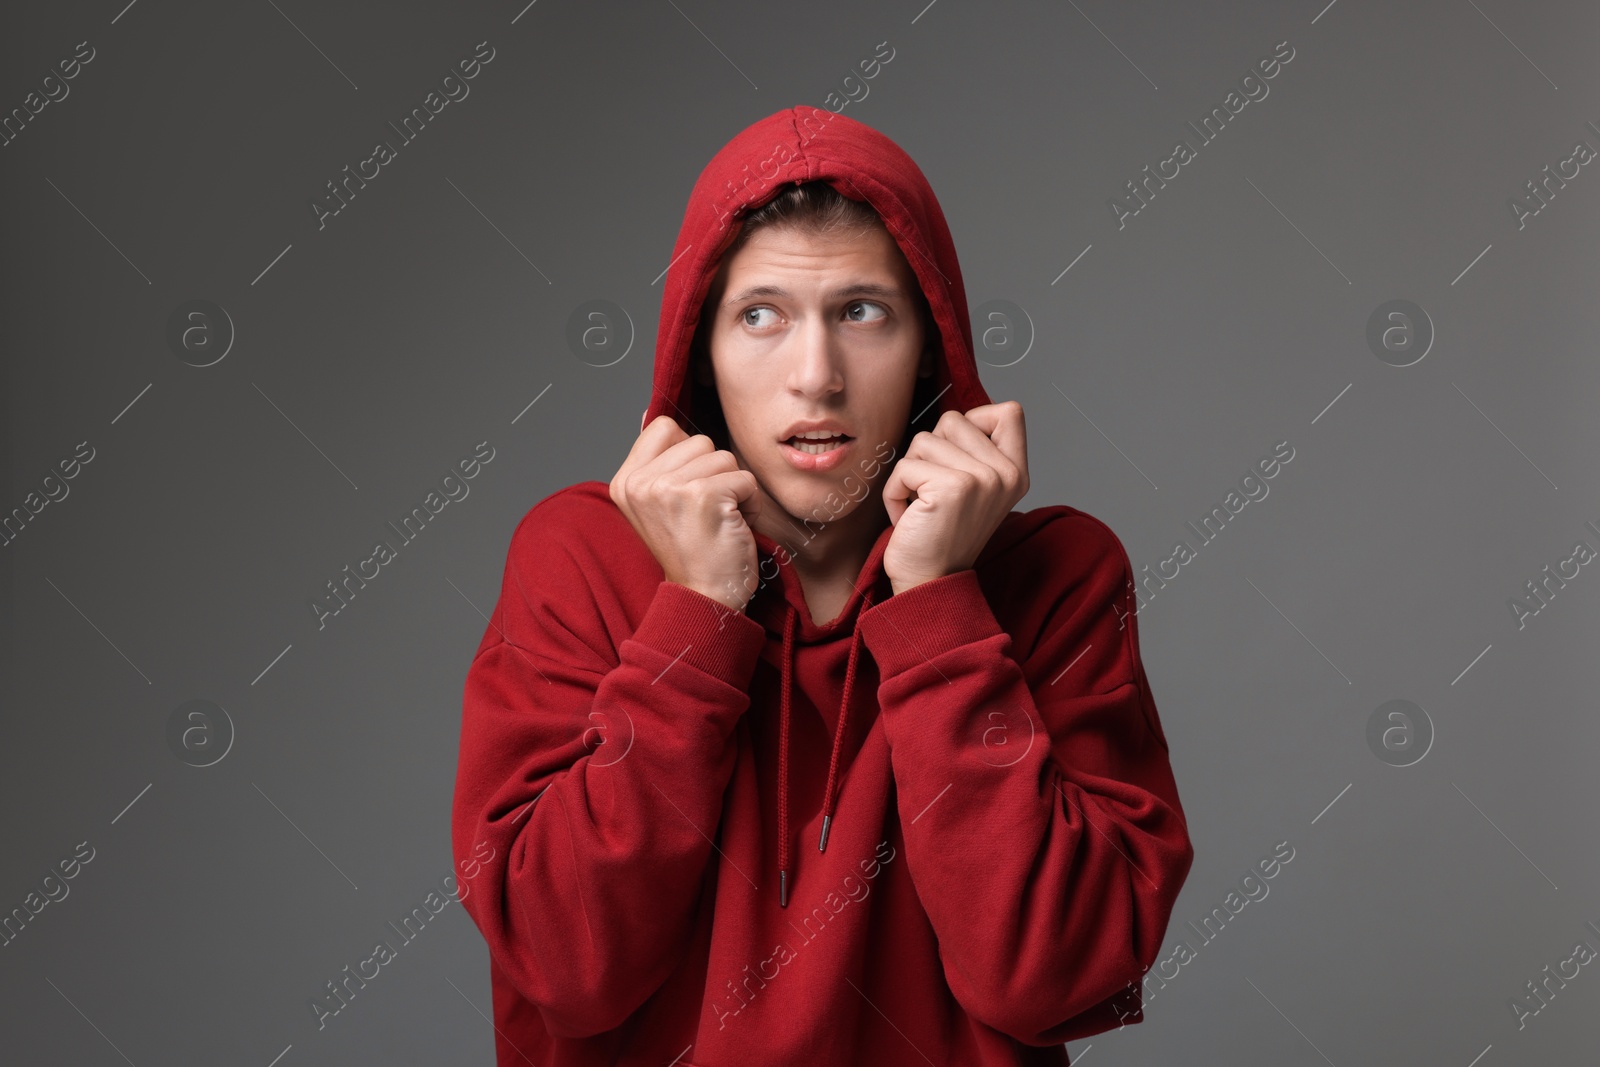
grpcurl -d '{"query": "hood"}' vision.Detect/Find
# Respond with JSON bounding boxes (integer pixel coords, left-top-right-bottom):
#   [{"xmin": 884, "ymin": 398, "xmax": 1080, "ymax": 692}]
[{"xmin": 642, "ymin": 106, "xmax": 993, "ymax": 907}]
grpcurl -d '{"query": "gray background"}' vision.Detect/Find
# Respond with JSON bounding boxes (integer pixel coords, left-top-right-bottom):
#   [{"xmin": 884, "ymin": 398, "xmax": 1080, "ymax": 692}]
[{"xmin": 3, "ymin": 0, "xmax": 1597, "ymax": 1063}]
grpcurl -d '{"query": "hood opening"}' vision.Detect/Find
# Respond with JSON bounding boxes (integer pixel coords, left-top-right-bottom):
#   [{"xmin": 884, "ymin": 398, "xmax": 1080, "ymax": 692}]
[{"xmin": 643, "ymin": 106, "xmax": 995, "ymax": 906}]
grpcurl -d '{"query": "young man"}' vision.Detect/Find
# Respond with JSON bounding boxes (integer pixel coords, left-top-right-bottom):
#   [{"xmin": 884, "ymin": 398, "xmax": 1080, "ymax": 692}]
[{"xmin": 452, "ymin": 106, "xmax": 1193, "ymax": 1066}]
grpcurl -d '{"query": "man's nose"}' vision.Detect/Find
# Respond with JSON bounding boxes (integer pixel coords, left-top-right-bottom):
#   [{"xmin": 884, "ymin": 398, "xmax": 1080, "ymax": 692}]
[{"xmin": 788, "ymin": 316, "xmax": 844, "ymax": 397}]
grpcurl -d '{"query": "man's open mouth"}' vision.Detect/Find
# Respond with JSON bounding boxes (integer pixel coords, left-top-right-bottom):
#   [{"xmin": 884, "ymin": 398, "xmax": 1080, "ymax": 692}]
[{"xmin": 783, "ymin": 433, "xmax": 853, "ymax": 455}]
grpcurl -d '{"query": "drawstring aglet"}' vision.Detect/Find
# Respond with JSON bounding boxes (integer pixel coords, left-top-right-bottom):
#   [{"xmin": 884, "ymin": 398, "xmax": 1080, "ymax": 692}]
[
  {"xmin": 779, "ymin": 869, "xmax": 788, "ymax": 908},
  {"xmin": 818, "ymin": 814, "xmax": 832, "ymax": 853}
]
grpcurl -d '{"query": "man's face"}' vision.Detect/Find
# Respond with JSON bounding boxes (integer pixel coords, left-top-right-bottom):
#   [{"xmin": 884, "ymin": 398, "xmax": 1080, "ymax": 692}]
[{"xmin": 696, "ymin": 220, "xmax": 934, "ymax": 540}]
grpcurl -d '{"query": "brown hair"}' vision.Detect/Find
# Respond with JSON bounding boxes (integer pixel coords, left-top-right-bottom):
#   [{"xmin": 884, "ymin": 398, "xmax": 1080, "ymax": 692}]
[{"xmin": 689, "ymin": 180, "xmax": 941, "ymax": 451}]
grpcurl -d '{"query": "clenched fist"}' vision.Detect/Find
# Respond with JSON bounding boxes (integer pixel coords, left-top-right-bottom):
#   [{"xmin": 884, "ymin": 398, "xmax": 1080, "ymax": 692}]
[{"xmin": 610, "ymin": 416, "xmax": 763, "ymax": 613}]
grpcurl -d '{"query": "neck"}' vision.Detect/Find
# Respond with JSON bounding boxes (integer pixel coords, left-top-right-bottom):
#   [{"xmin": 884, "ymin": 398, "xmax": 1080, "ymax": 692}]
[{"xmin": 753, "ymin": 486, "xmax": 889, "ymax": 587}]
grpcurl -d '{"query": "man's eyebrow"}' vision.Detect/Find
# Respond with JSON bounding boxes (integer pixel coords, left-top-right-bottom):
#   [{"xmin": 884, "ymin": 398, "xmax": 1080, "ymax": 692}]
[{"xmin": 721, "ymin": 282, "xmax": 907, "ymax": 308}]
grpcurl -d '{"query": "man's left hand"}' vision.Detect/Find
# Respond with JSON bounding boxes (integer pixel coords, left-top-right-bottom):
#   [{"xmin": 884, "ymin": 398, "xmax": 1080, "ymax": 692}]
[{"xmin": 881, "ymin": 401, "xmax": 1030, "ymax": 596}]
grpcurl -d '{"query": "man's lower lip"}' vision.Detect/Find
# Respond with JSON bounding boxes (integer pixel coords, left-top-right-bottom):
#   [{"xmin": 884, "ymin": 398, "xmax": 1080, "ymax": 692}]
[{"xmin": 780, "ymin": 437, "xmax": 854, "ymax": 471}]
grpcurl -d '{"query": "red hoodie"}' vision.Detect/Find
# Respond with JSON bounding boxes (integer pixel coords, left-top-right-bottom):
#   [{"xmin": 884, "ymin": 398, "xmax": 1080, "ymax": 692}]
[{"xmin": 452, "ymin": 105, "xmax": 1194, "ymax": 1066}]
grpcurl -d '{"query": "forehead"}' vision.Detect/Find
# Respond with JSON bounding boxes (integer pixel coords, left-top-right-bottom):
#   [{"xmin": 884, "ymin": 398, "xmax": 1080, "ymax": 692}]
[{"xmin": 710, "ymin": 222, "xmax": 918, "ymax": 297}]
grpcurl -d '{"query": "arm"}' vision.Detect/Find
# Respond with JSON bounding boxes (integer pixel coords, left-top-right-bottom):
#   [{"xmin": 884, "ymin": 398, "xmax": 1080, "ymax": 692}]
[
  {"xmin": 853, "ymin": 512, "xmax": 1194, "ymax": 1045},
  {"xmin": 451, "ymin": 491, "xmax": 767, "ymax": 1038}
]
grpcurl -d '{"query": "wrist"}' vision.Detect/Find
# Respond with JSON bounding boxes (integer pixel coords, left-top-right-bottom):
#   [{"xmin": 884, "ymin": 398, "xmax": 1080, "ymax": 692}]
[{"xmin": 675, "ymin": 580, "xmax": 749, "ymax": 614}]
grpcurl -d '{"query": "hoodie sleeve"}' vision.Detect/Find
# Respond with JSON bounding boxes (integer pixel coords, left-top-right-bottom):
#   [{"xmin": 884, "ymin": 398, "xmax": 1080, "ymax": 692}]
[
  {"xmin": 451, "ymin": 489, "xmax": 768, "ymax": 1039},
  {"xmin": 852, "ymin": 510, "xmax": 1194, "ymax": 1045}
]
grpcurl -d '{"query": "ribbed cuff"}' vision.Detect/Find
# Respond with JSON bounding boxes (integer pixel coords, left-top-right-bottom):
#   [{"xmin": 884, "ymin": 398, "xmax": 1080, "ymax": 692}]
[
  {"xmin": 627, "ymin": 581, "xmax": 767, "ymax": 687},
  {"xmin": 855, "ymin": 570, "xmax": 1003, "ymax": 679}
]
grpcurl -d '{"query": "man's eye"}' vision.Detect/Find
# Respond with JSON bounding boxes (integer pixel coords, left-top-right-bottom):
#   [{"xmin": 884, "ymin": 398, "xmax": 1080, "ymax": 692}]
[
  {"xmin": 742, "ymin": 307, "xmax": 777, "ymax": 327},
  {"xmin": 845, "ymin": 301, "xmax": 887, "ymax": 322}
]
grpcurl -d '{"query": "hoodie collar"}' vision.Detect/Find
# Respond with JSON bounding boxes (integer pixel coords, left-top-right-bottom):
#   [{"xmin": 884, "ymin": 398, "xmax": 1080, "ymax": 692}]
[{"xmin": 641, "ymin": 106, "xmax": 994, "ymax": 907}]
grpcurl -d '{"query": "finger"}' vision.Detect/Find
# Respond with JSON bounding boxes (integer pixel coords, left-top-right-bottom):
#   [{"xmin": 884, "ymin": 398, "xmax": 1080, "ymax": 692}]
[
  {"xmin": 907, "ymin": 427, "xmax": 1001, "ymax": 484},
  {"xmin": 930, "ymin": 411, "xmax": 1010, "ymax": 467},
  {"xmin": 624, "ymin": 415, "xmax": 689, "ymax": 471},
  {"xmin": 959, "ymin": 402, "xmax": 1027, "ymax": 480},
  {"xmin": 882, "ymin": 456, "xmax": 949, "ymax": 520},
  {"xmin": 714, "ymin": 469, "xmax": 762, "ymax": 523},
  {"xmin": 640, "ymin": 431, "xmax": 721, "ymax": 481},
  {"xmin": 661, "ymin": 447, "xmax": 741, "ymax": 489}
]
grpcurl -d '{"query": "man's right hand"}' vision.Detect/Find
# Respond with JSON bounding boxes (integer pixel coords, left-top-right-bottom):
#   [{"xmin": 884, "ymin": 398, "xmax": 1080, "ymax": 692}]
[{"xmin": 610, "ymin": 415, "xmax": 762, "ymax": 613}]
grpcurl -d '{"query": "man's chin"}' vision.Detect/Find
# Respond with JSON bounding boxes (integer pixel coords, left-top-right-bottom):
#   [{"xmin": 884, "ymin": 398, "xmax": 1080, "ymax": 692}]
[{"xmin": 759, "ymin": 474, "xmax": 872, "ymax": 533}]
